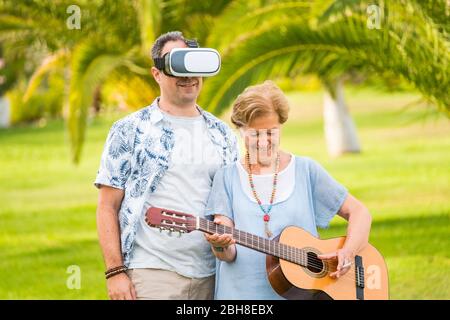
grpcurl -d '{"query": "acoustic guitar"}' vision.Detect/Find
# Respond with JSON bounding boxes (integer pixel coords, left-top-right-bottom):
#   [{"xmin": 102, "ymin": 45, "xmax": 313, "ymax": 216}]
[{"xmin": 145, "ymin": 207, "xmax": 389, "ymax": 300}]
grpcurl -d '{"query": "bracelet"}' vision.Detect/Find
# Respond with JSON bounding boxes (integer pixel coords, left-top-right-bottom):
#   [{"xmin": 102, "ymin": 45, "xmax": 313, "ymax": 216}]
[
  {"xmin": 105, "ymin": 265, "xmax": 128, "ymax": 279},
  {"xmin": 105, "ymin": 267, "xmax": 127, "ymax": 279},
  {"xmin": 105, "ymin": 265, "xmax": 126, "ymax": 275},
  {"xmin": 213, "ymin": 246, "xmax": 228, "ymax": 252},
  {"xmin": 105, "ymin": 268, "xmax": 127, "ymax": 279}
]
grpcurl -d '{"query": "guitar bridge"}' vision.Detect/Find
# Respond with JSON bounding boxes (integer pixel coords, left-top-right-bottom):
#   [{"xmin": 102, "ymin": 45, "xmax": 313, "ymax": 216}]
[{"xmin": 355, "ymin": 255, "xmax": 365, "ymax": 300}]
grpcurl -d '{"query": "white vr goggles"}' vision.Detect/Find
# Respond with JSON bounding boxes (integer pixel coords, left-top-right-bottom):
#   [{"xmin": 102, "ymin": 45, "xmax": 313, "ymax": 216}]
[{"xmin": 153, "ymin": 43, "xmax": 221, "ymax": 77}]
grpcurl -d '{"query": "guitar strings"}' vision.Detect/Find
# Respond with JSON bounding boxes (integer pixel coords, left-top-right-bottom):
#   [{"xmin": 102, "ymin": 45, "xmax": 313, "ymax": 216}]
[
  {"xmin": 155, "ymin": 214, "xmax": 363, "ymax": 285},
  {"xmin": 199, "ymin": 220, "xmax": 353, "ymax": 272},
  {"xmin": 159, "ymin": 219, "xmax": 362, "ymax": 285},
  {"xmin": 198, "ymin": 220, "xmax": 361, "ymax": 284},
  {"xmin": 201, "ymin": 219, "xmax": 354, "ymax": 272},
  {"xmin": 162, "ymin": 214, "xmax": 365, "ymax": 283}
]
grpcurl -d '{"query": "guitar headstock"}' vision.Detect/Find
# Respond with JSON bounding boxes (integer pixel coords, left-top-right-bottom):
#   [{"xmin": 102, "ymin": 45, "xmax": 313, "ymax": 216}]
[{"xmin": 145, "ymin": 207, "xmax": 197, "ymax": 236}]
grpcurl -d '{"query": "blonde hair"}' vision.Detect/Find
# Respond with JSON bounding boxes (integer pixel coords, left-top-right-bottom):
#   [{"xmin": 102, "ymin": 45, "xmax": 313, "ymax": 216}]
[{"xmin": 231, "ymin": 80, "xmax": 290, "ymax": 128}]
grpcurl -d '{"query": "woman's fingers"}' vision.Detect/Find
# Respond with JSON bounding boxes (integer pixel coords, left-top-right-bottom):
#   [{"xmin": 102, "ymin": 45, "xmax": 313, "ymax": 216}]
[
  {"xmin": 318, "ymin": 251, "xmax": 343, "ymax": 278},
  {"xmin": 204, "ymin": 233, "xmax": 234, "ymax": 247},
  {"xmin": 337, "ymin": 251, "xmax": 345, "ymax": 271},
  {"xmin": 329, "ymin": 253, "xmax": 352, "ymax": 278},
  {"xmin": 204, "ymin": 233, "xmax": 215, "ymax": 240},
  {"xmin": 215, "ymin": 234, "xmax": 234, "ymax": 246},
  {"xmin": 218, "ymin": 233, "xmax": 234, "ymax": 242},
  {"xmin": 317, "ymin": 250, "xmax": 354, "ymax": 279},
  {"xmin": 317, "ymin": 251, "xmax": 337, "ymax": 260},
  {"xmin": 204, "ymin": 233, "xmax": 219, "ymax": 244}
]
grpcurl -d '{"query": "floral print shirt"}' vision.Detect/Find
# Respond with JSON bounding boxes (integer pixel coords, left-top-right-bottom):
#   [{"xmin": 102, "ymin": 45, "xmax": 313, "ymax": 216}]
[{"xmin": 94, "ymin": 98, "xmax": 238, "ymax": 266}]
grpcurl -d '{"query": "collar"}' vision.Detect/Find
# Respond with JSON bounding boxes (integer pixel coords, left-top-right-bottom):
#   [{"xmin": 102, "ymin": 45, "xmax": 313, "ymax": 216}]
[{"xmin": 147, "ymin": 97, "xmax": 219, "ymax": 130}]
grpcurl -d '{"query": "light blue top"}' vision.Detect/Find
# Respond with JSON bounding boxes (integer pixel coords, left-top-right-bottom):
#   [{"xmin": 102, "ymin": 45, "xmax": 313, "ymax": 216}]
[{"xmin": 205, "ymin": 156, "xmax": 348, "ymax": 300}]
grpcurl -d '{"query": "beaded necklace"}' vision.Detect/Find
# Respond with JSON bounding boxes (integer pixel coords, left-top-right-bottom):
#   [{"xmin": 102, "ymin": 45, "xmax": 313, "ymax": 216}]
[{"xmin": 245, "ymin": 151, "xmax": 280, "ymax": 238}]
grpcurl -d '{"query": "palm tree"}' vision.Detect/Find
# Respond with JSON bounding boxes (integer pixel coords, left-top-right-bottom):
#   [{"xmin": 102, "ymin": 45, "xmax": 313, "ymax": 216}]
[
  {"xmin": 1, "ymin": 0, "xmax": 448, "ymax": 162},
  {"xmin": 200, "ymin": 0, "xmax": 449, "ymax": 155},
  {"xmin": 0, "ymin": 0, "xmax": 232, "ymax": 162}
]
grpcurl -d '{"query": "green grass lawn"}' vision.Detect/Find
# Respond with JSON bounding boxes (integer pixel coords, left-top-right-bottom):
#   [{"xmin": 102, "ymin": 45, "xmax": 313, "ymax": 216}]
[{"xmin": 0, "ymin": 87, "xmax": 449, "ymax": 299}]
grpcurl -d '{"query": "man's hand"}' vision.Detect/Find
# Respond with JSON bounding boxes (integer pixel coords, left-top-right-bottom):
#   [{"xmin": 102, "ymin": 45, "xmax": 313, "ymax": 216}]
[{"xmin": 107, "ymin": 272, "xmax": 137, "ymax": 300}]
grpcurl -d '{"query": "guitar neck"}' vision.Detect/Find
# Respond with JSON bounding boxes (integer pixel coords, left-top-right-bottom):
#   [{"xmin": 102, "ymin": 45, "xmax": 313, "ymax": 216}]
[{"xmin": 197, "ymin": 217, "xmax": 308, "ymax": 267}]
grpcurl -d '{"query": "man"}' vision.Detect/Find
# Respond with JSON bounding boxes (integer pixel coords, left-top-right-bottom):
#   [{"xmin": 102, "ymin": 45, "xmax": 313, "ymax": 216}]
[{"xmin": 95, "ymin": 31, "xmax": 238, "ymax": 300}]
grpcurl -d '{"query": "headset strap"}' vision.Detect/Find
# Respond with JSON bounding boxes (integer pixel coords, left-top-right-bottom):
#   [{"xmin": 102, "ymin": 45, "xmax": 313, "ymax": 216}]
[
  {"xmin": 153, "ymin": 56, "xmax": 166, "ymax": 70},
  {"xmin": 153, "ymin": 38, "xmax": 198, "ymax": 70},
  {"xmin": 185, "ymin": 38, "xmax": 199, "ymax": 48}
]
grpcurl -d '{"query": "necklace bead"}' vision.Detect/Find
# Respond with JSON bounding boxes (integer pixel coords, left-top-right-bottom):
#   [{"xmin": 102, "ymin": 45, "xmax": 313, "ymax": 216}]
[{"xmin": 245, "ymin": 151, "xmax": 280, "ymax": 237}]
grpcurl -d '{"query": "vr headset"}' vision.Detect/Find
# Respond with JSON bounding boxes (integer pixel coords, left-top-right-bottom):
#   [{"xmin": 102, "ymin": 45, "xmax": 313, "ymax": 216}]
[{"xmin": 153, "ymin": 39, "xmax": 221, "ymax": 77}]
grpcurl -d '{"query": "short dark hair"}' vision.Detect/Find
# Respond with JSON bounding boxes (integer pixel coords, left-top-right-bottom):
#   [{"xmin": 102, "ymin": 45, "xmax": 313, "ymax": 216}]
[{"xmin": 151, "ymin": 31, "xmax": 187, "ymax": 60}]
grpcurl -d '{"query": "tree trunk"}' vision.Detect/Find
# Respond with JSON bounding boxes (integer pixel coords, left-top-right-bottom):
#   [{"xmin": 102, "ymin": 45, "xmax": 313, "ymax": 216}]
[
  {"xmin": 0, "ymin": 96, "xmax": 10, "ymax": 128},
  {"xmin": 92, "ymin": 85, "xmax": 101, "ymax": 115},
  {"xmin": 323, "ymin": 79, "xmax": 361, "ymax": 157}
]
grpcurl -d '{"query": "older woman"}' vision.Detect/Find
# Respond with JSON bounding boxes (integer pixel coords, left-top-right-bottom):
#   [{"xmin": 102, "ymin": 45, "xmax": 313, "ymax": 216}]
[{"xmin": 204, "ymin": 80, "xmax": 372, "ymax": 300}]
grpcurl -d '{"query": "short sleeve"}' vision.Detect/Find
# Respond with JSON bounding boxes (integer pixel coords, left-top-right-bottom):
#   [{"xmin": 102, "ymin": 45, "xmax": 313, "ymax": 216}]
[
  {"xmin": 230, "ymin": 131, "xmax": 240, "ymax": 162},
  {"xmin": 94, "ymin": 121, "xmax": 134, "ymax": 190},
  {"xmin": 308, "ymin": 159, "xmax": 348, "ymax": 229},
  {"xmin": 204, "ymin": 167, "xmax": 234, "ymax": 222}
]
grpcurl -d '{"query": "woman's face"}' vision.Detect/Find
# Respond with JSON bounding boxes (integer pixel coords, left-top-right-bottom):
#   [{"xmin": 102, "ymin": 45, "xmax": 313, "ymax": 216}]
[{"xmin": 240, "ymin": 112, "xmax": 281, "ymax": 166}]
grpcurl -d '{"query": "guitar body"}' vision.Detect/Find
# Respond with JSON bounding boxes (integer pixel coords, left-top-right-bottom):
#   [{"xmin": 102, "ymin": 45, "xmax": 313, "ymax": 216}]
[{"xmin": 266, "ymin": 226, "xmax": 389, "ymax": 300}]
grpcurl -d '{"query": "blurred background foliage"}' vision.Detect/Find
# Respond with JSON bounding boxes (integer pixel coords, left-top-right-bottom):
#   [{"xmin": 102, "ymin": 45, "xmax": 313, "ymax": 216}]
[{"xmin": 0, "ymin": 0, "xmax": 448, "ymax": 162}]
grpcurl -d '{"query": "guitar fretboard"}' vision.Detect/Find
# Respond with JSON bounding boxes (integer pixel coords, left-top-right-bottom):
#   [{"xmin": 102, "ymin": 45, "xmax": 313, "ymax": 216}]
[{"xmin": 199, "ymin": 218, "xmax": 309, "ymax": 267}]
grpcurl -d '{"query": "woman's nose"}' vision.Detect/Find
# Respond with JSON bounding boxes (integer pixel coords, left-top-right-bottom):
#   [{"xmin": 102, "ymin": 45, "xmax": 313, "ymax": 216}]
[{"xmin": 257, "ymin": 138, "xmax": 269, "ymax": 148}]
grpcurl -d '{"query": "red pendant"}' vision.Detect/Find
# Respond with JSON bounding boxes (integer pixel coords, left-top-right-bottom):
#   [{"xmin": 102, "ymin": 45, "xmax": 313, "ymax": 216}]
[{"xmin": 263, "ymin": 214, "xmax": 270, "ymax": 222}]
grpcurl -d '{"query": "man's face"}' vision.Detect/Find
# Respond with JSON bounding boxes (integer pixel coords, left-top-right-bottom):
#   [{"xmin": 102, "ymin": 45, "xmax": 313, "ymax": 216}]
[{"xmin": 151, "ymin": 40, "xmax": 203, "ymax": 106}]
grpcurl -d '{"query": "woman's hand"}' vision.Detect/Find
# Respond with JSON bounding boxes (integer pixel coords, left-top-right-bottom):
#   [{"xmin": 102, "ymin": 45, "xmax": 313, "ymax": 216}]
[
  {"xmin": 318, "ymin": 247, "xmax": 355, "ymax": 279},
  {"xmin": 204, "ymin": 217, "xmax": 236, "ymax": 248}
]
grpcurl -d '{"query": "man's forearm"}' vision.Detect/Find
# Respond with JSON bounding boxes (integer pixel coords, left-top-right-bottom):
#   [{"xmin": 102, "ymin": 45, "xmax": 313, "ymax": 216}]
[{"xmin": 97, "ymin": 207, "xmax": 123, "ymax": 269}]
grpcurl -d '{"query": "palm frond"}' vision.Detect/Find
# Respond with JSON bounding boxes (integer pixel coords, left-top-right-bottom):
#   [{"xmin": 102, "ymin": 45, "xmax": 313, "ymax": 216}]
[
  {"xmin": 133, "ymin": 0, "xmax": 163, "ymax": 55},
  {"xmin": 103, "ymin": 69, "xmax": 159, "ymax": 110},
  {"xmin": 68, "ymin": 42, "xmax": 132, "ymax": 163},
  {"xmin": 201, "ymin": 0, "xmax": 449, "ymax": 116},
  {"xmin": 201, "ymin": 22, "xmax": 363, "ymax": 114},
  {"xmin": 206, "ymin": 0, "xmax": 312, "ymax": 51},
  {"xmin": 23, "ymin": 49, "xmax": 68, "ymax": 102}
]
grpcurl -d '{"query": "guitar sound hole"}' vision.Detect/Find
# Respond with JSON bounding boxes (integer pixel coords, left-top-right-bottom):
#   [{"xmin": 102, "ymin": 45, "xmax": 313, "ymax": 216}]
[{"xmin": 306, "ymin": 251, "xmax": 324, "ymax": 274}]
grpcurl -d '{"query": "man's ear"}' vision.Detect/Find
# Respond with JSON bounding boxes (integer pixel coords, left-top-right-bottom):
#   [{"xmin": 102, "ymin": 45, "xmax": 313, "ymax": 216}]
[{"xmin": 151, "ymin": 66, "xmax": 161, "ymax": 83}]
